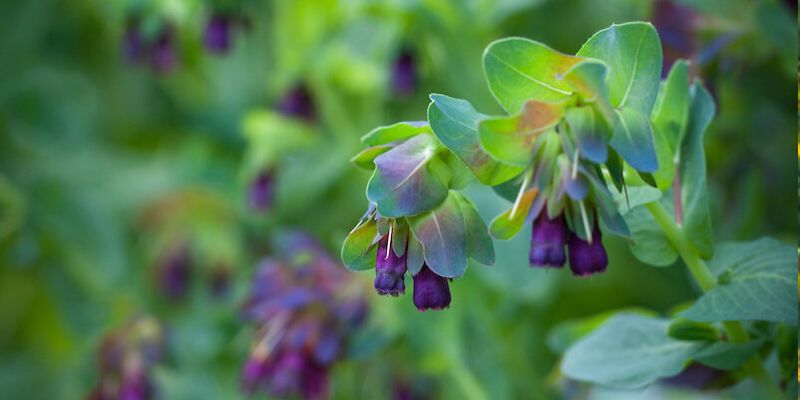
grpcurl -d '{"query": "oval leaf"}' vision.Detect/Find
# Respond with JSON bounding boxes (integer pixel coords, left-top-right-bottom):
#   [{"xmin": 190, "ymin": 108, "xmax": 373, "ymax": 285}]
[
  {"xmin": 408, "ymin": 193, "xmax": 468, "ymax": 278},
  {"xmin": 478, "ymin": 100, "xmax": 563, "ymax": 166}
]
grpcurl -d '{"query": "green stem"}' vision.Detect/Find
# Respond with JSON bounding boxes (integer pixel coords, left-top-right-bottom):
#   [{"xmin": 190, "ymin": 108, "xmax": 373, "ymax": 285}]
[{"xmin": 645, "ymin": 201, "xmax": 782, "ymax": 397}]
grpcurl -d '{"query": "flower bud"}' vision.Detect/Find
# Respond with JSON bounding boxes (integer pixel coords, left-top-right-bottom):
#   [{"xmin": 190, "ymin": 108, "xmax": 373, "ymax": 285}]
[
  {"xmin": 204, "ymin": 14, "xmax": 232, "ymax": 54},
  {"xmin": 529, "ymin": 212, "xmax": 568, "ymax": 267},
  {"xmin": 277, "ymin": 84, "xmax": 316, "ymax": 122},
  {"xmin": 248, "ymin": 169, "xmax": 275, "ymax": 212},
  {"xmin": 374, "ymin": 235, "xmax": 407, "ymax": 296},
  {"xmin": 567, "ymin": 225, "xmax": 608, "ymax": 276},
  {"xmin": 412, "ymin": 266, "xmax": 451, "ymax": 311},
  {"xmin": 392, "ymin": 49, "xmax": 417, "ymax": 97},
  {"xmin": 150, "ymin": 26, "xmax": 177, "ymax": 73}
]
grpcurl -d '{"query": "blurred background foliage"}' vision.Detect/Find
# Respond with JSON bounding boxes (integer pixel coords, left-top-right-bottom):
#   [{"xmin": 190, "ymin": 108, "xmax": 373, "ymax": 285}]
[{"xmin": 0, "ymin": 0, "xmax": 795, "ymax": 399}]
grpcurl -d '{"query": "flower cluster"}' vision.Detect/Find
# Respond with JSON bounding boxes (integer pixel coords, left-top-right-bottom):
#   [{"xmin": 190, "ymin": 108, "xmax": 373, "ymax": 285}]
[
  {"xmin": 88, "ymin": 316, "xmax": 165, "ymax": 400},
  {"xmin": 123, "ymin": 18, "xmax": 178, "ymax": 73},
  {"xmin": 204, "ymin": 11, "xmax": 247, "ymax": 55},
  {"xmin": 241, "ymin": 232, "xmax": 368, "ymax": 399}
]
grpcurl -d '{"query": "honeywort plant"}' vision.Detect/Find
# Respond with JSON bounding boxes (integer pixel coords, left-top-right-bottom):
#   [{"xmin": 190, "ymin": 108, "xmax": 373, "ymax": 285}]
[{"xmin": 341, "ymin": 22, "xmax": 797, "ymax": 395}]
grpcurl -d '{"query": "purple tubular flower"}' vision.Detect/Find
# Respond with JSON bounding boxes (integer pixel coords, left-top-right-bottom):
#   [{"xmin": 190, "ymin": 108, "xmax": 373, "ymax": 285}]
[
  {"xmin": 392, "ymin": 50, "xmax": 417, "ymax": 96},
  {"xmin": 529, "ymin": 212, "xmax": 568, "ymax": 267},
  {"xmin": 119, "ymin": 369, "xmax": 152, "ymax": 400},
  {"xmin": 277, "ymin": 84, "xmax": 316, "ymax": 121},
  {"xmin": 150, "ymin": 27, "xmax": 177, "ymax": 73},
  {"xmin": 248, "ymin": 169, "xmax": 274, "ymax": 211},
  {"xmin": 412, "ymin": 266, "xmax": 451, "ymax": 311},
  {"xmin": 374, "ymin": 235, "xmax": 407, "ymax": 296},
  {"xmin": 123, "ymin": 21, "xmax": 145, "ymax": 64},
  {"xmin": 241, "ymin": 356, "xmax": 272, "ymax": 394},
  {"xmin": 204, "ymin": 14, "xmax": 232, "ymax": 54},
  {"xmin": 267, "ymin": 352, "xmax": 305, "ymax": 396},
  {"xmin": 567, "ymin": 225, "xmax": 608, "ymax": 276},
  {"xmin": 300, "ymin": 362, "xmax": 329, "ymax": 400},
  {"xmin": 156, "ymin": 244, "xmax": 191, "ymax": 301}
]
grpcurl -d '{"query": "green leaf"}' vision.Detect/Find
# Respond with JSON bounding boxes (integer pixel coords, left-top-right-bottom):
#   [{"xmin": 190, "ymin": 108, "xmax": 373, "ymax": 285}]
[
  {"xmin": 675, "ymin": 83, "xmax": 714, "ymax": 258},
  {"xmin": 562, "ymin": 314, "xmax": 704, "ymax": 389},
  {"xmin": 242, "ymin": 110, "xmax": 314, "ymax": 171},
  {"xmin": 650, "ymin": 60, "xmax": 690, "ymax": 190},
  {"xmin": 341, "ymin": 219, "xmax": 379, "ymax": 271},
  {"xmin": 350, "ymin": 145, "xmax": 392, "ymax": 170},
  {"xmin": 610, "ymin": 107, "xmax": 658, "ymax": 173},
  {"xmin": 547, "ymin": 308, "xmax": 654, "ymax": 354},
  {"xmin": 564, "ymin": 106, "xmax": 608, "ymax": 163},
  {"xmin": 666, "ymin": 319, "xmax": 721, "ymax": 341},
  {"xmin": 562, "ymin": 59, "xmax": 610, "ymax": 105},
  {"xmin": 366, "ymin": 134, "xmax": 449, "ymax": 217},
  {"xmin": 406, "ymin": 234, "xmax": 424, "ymax": 276},
  {"xmin": 427, "ymin": 94, "xmax": 524, "ymax": 185},
  {"xmin": 477, "ymin": 100, "xmax": 563, "ymax": 166},
  {"xmin": 576, "ymin": 22, "xmax": 663, "ymax": 115},
  {"xmin": 483, "ymin": 37, "xmax": 582, "ymax": 113},
  {"xmin": 609, "ymin": 185, "xmax": 662, "ymax": 215},
  {"xmin": 408, "ymin": 193, "xmax": 468, "ymax": 278},
  {"xmin": 452, "ymin": 192, "xmax": 494, "ymax": 265},
  {"xmin": 625, "ymin": 202, "xmax": 678, "ymax": 267},
  {"xmin": 392, "ymin": 220, "xmax": 409, "ymax": 258},
  {"xmin": 489, "ymin": 188, "xmax": 539, "ymax": 240},
  {"xmin": 361, "ymin": 121, "xmax": 431, "ymax": 146},
  {"xmin": 680, "ymin": 238, "xmax": 797, "ymax": 325},
  {"xmin": 693, "ymin": 341, "xmax": 763, "ymax": 371}
]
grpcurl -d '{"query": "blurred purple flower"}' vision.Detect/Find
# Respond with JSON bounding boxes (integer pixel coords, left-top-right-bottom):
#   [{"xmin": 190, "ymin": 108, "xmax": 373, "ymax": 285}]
[
  {"xmin": 652, "ymin": 0, "xmax": 698, "ymax": 74},
  {"xmin": 529, "ymin": 211, "xmax": 568, "ymax": 268},
  {"xmin": 123, "ymin": 20, "xmax": 145, "ymax": 64},
  {"xmin": 150, "ymin": 26, "xmax": 178, "ymax": 73},
  {"xmin": 248, "ymin": 169, "xmax": 275, "ymax": 212},
  {"xmin": 412, "ymin": 265, "xmax": 451, "ymax": 311},
  {"xmin": 204, "ymin": 14, "xmax": 232, "ymax": 54},
  {"xmin": 374, "ymin": 234, "xmax": 407, "ymax": 296},
  {"xmin": 277, "ymin": 84, "xmax": 316, "ymax": 122},
  {"xmin": 154, "ymin": 243, "xmax": 191, "ymax": 301},
  {"xmin": 567, "ymin": 225, "xmax": 608, "ymax": 276},
  {"xmin": 392, "ymin": 49, "xmax": 417, "ymax": 97}
]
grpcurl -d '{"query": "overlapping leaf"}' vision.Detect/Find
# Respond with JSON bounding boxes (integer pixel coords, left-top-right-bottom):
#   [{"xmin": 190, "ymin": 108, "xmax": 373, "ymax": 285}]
[
  {"xmin": 477, "ymin": 100, "xmax": 563, "ymax": 166},
  {"xmin": 408, "ymin": 193, "xmax": 468, "ymax": 278}
]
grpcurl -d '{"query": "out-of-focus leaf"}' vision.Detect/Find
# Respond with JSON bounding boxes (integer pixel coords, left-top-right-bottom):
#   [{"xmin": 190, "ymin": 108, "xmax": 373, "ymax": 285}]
[
  {"xmin": 477, "ymin": 100, "xmax": 563, "ymax": 166},
  {"xmin": 576, "ymin": 22, "xmax": 662, "ymax": 115},
  {"xmin": 361, "ymin": 121, "xmax": 430, "ymax": 146},
  {"xmin": 693, "ymin": 340, "xmax": 763, "ymax": 371},
  {"xmin": 547, "ymin": 308, "xmax": 654, "ymax": 354},
  {"xmin": 452, "ymin": 192, "xmax": 494, "ymax": 265},
  {"xmin": 680, "ymin": 238, "xmax": 797, "ymax": 325},
  {"xmin": 483, "ymin": 37, "xmax": 582, "ymax": 113},
  {"xmin": 650, "ymin": 60, "xmax": 690, "ymax": 190},
  {"xmin": 350, "ymin": 145, "xmax": 392, "ymax": 170},
  {"xmin": 367, "ymin": 134, "xmax": 449, "ymax": 217},
  {"xmin": 341, "ymin": 219, "xmax": 378, "ymax": 271},
  {"xmin": 564, "ymin": 106, "xmax": 608, "ymax": 163},
  {"xmin": 408, "ymin": 193, "xmax": 468, "ymax": 278},
  {"xmin": 428, "ymin": 94, "xmax": 523, "ymax": 185},
  {"xmin": 562, "ymin": 314, "xmax": 704, "ymax": 389},
  {"xmin": 609, "ymin": 185, "xmax": 662, "ymax": 215}
]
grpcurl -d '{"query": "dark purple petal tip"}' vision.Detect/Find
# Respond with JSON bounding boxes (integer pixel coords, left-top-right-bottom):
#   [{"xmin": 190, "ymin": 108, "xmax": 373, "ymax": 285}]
[
  {"xmin": 412, "ymin": 266, "xmax": 451, "ymax": 311},
  {"xmin": 529, "ymin": 212, "xmax": 568, "ymax": 268},
  {"xmin": 567, "ymin": 226, "xmax": 608, "ymax": 277},
  {"xmin": 204, "ymin": 14, "xmax": 232, "ymax": 54},
  {"xmin": 374, "ymin": 235, "xmax": 407, "ymax": 296}
]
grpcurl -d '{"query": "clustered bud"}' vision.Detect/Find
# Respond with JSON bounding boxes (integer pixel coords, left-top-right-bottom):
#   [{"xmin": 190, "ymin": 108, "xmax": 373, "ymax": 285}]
[
  {"xmin": 529, "ymin": 209, "xmax": 608, "ymax": 276},
  {"xmin": 277, "ymin": 84, "xmax": 316, "ymax": 122},
  {"xmin": 88, "ymin": 316, "xmax": 164, "ymax": 400},
  {"xmin": 154, "ymin": 242, "xmax": 192, "ymax": 301},
  {"xmin": 241, "ymin": 232, "xmax": 367, "ymax": 399},
  {"xmin": 391, "ymin": 49, "xmax": 418, "ymax": 97},
  {"xmin": 248, "ymin": 168, "xmax": 276, "ymax": 212},
  {"xmin": 123, "ymin": 18, "xmax": 178, "ymax": 73}
]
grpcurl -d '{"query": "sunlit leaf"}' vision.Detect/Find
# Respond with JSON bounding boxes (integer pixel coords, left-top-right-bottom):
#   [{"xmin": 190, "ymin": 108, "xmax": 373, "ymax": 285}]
[
  {"xmin": 651, "ymin": 60, "xmax": 690, "ymax": 190},
  {"xmin": 478, "ymin": 100, "xmax": 563, "ymax": 166},
  {"xmin": 361, "ymin": 121, "xmax": 430, "ymax": 146},
  {"xmin": 489, "ymin": 188, "xmax": 538, "ymax": 240},
  {"xmin": 350, "ymin": 145, "xmax": 392, "ymax": 170},
  {"xmin": 341, "ymin": 219, "xmax": 378, "ymax": 271}
]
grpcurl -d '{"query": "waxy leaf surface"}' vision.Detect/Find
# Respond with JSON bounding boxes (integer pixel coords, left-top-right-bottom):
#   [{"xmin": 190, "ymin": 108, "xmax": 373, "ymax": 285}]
[
  {"xmin": 408, "ymin": 193, "xmax": 468, "ymax": 278},
  {"xmin": 478, "ymin": 100, "xmax": 563, "ymax": 166}
]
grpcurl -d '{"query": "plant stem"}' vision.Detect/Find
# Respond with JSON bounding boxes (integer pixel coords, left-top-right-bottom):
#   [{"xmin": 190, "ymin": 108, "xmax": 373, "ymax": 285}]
[{"xmin": 645, "ymin": 201, "xmax": 782, "ymax": 396}]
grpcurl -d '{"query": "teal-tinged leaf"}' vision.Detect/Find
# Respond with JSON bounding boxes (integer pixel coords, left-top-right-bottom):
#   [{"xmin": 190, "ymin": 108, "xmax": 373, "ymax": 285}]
[
  {"xmin": 483, "ymin": 37, "xmax": 582, "ymax": 113},
  {"xmin": 610, "ymin": 107, "xmax": 658, "ymax": 173},
  {"xmin": 609, "ymin": 185, "xmax": 662, "ymax": 215},
  {"xmin": 694, "ymin": 341, "xmax": 763, "ymax": 371},
  {"xmin": 547, "ymin": 308, "xmax": 654, "ymax": 354},
  {"xmin": 392, "ymin": 221, "xmax": 409, "ymax": 258},
  {"xmin": 562, "ymin": 59, "xmax": 609, "ymax": 104},
  {"xmin": 361, "ymin": 121, "xmax": 430, "ymax": 146},
  {"xmin": 427, "ymin": 94, "xmax": 524, "ymax": 185},
  {"xmin": 350, "ymin": 145, "xmax": 392, "ymax": 170},
  {"xmin": 489, "ymin": 188, "xmax": 538, "ymax": 240},
  {"xmin": 680, "ymin": 238, "xmax": 797, "ymax": 325},
  {"xmin": 452, "ymin": 192, "xmax": 494, "ymax": 265},
  {"xmin": 406, "ymin": 234, "xmax": 424, "ymax": 275},
  {"xmin": 564, "ymin": 106, "xmax": 609, "ymax": 163},
  {"xmin": 666, "ymin": 319, "xmax": 721, "ymax": 341},
  {"xmin": 605, "ymin": 149, "xmax": 625, "ymax": 192},
  {"xmin": 341, "ymin": 219, "xmax": 379, "ymax": 271},
  {"xmin": 408, "ymin": 193, "xmax": 468, "ymax": 278},
  {"xmin": 650, "ymin": 60, "xmax": 690, "ymax": 190},
  {"xmin": 576, "ymin": 22, "xmax": 663, "ymax": 115},
  {"xmin": 477, "ymin": 100, "xmax": 563, "ymax": 166},
  {"xmin": 676, "ymin": 83, "xmax": 714, "ymax": 258},
  {"xmin": 562, "ymin": 314, "xmax": 704, "ymax": 389},
  {"xmin": 582, "ymin": 167, "xmax": 629, "ymax": 238},
  {"xmin": 625, "ymin": 203, "xmax": 678, "ymax": 267},
  {"xmin": 367, "ymin": 134, "xmax": 448, "ymax": 217}
]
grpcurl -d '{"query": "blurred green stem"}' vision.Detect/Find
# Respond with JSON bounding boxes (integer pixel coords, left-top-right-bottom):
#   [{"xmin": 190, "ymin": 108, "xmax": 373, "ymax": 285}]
[
  {"xmin": 645, "ymin": 201, "xmax": 782, "ymax": 397},
  {"xmin": 449, "ymin": 361, "xmax": 489, "ymax": 400}
]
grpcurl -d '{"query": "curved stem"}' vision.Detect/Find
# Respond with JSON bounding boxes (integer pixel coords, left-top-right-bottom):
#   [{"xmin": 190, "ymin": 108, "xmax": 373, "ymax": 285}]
[{"xmin": 645, "ymin": 201, "xmax": 781, "ymax": 397}]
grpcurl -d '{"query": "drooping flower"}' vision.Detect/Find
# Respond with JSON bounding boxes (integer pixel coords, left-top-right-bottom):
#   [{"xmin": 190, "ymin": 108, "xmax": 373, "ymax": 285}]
[
  {"xmin": 529, "ymin": 211, "xmax": 568, "ymax": 268},
  {"xmin": 374, "ymin": 234, "xmax": 407, "ymax": 296},
  {"xmin": 567, "ymin": 224, "xmax": 608, "ymax": 276},
  {"xmin": 412, "ymin": 265, "xmax": 451, "ymax": 311},
  {"xmin": 277, "ymin": 84, "xmax": 316, "ymax": 122},
  {"xmin": 391, "ymin": 49, "xmax": 417, "ymax": 97},
  {"xmin": 150, "ymin": 26, "xmax": 178, "ymax": 73},
  {"xmin": 154, "ymin": 242, "xmax": 191, "ymax": 301},
  {"xmin": 123, "ymin": 19, "xmax": 145, "ymax": 64},
  {"xmin": 204, "ymin": 13, "xmax": 232, "ymax": 54},
  {"xmin": 248, "ymin": 168, "xmax": 275, "ymax": 212}
]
